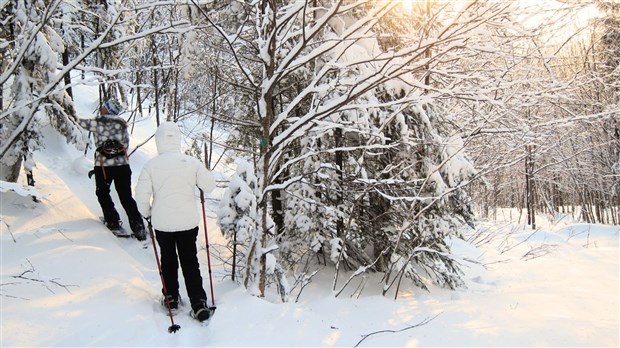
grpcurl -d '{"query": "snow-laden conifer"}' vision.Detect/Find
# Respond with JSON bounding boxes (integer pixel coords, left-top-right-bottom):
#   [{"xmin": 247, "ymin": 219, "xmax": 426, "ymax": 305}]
[{"xmin": 0, "ymin": 0, "xmax": 83, "ymax": 182}]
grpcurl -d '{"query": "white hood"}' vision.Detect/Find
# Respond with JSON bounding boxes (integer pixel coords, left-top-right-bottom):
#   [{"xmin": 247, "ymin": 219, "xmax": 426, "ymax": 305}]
[{"xmin": 155, "ymin": 121, "xmax": 182, "ymax": 154}]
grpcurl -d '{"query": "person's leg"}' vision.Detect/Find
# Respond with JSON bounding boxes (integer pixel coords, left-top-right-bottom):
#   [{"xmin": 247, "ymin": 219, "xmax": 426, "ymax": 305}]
[
  {"xmin": 176, "ymin": 227, "xmax": 207, "ymax": 307},
  {"xmin": 113, "ymin": 165, "xmax": 145, "ymax": 234},
  {"xmin": 94, "ymin": 166, "xmax": 120, "ymax": 227},
  {"xmin": 155, "ymin": 230, "xmax": 180, "ymax": 301}
]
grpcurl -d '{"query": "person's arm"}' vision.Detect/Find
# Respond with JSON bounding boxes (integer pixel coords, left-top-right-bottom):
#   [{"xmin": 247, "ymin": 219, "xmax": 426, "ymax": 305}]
[
  {"xmin": 196, "ymin": 163, "xmax": 216, "ymax": 194},
  {"xmin": 77, "ymin": 118, "xmax": 98, "ymax": 132},
  {"xmin": 120, "ymin": 123, "xmax": 130, "ymax": 150},
  {"xmin": 134, "ymin": 165, "xmax": 153, "ymax": 219}
]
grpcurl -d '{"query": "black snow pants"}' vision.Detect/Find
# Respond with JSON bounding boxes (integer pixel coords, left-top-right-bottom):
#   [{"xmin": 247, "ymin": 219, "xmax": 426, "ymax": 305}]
[
  {"xmin": 155, "ymin": 227, "xmax": 207, "ymax": 310},
  {"xmin": 94, "ymin": 164, "xmax": 144, "ymax": 232}
]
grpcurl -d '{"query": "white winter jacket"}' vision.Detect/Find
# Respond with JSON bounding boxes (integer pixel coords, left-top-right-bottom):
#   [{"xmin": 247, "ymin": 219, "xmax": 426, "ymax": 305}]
[{"xmin": 135, "ymin": 122, "xmax": 215, "ymax": 232}]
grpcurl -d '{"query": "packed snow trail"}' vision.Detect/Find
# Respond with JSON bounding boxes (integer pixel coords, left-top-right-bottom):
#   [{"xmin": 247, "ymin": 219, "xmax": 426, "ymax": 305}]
[{"xmin": 34, "ymin": 106, "xmax": 227, "ymax": 334}]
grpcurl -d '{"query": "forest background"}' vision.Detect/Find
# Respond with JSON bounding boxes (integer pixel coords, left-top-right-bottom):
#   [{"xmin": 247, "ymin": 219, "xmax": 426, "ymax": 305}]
[{"xmin": 1, "ymin": 0, "xmax": 619, "ymax": 301}]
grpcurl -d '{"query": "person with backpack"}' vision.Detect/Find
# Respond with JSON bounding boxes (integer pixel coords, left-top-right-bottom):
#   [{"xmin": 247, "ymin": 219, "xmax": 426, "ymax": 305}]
[
  {"xmin": 134, "ymin": 121, "xmax": 216, "ymax": 322},
  {"xmin": 78, "ymin": 99, "xmax": 146, "ymax": 241}
]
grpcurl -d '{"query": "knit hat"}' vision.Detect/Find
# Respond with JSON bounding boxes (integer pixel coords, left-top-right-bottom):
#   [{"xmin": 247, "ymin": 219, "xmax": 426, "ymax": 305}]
[{"xmin": 103, "ymin": 99, "xmax": 123, "ymax": 115}]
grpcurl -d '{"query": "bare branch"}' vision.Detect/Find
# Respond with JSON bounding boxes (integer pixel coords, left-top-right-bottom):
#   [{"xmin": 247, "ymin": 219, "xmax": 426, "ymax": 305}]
[{"xmin": 354, "ymin": 313, "xmax": 441, "ymax": 348}]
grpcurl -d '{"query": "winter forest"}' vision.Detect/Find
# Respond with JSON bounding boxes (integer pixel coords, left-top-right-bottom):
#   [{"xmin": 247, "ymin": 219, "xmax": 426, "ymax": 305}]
[{"xmin": 1, "ymin": 0, "xmax": 619, "ymax": 306}]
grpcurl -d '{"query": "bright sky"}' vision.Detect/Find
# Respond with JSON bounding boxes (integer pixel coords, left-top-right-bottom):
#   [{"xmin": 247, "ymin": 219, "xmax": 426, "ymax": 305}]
[
  {"xmin": 395, "ymin": 0, "xmax": 601, "ymax": 46},
  {"xmin": 397, "ymin": 0, "xmax": 600, "ymax": 26}
]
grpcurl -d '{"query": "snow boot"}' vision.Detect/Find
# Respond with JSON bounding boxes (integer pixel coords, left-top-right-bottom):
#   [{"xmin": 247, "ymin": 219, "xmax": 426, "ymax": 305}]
[
  {"xmin": 130, "ymin": 220, "xmax": 147, "ymax": 241},
  {"xmin": 161, "ymin": 295, "xmax": 180, "ymax": 313},
  {"xmin": 105, "ymin": 219, "xmax": 122, "ymax": 230},
  {"xmin": 190, "ymin": 301, "xmax": 215, "ymax": 322},
  {"xmin": 133, "ymin": 228, "xmax": 147, "ymax": 241}
]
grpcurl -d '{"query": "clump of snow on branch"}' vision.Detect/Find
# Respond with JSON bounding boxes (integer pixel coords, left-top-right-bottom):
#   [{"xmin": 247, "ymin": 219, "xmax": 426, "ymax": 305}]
[{"xmin": 217, "ymin": 159, "xmax": 258, "ymax": 243}]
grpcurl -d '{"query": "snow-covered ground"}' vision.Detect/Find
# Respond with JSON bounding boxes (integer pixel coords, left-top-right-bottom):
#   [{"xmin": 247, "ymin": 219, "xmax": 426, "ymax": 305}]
[{"xmin": 1, "ymin": 96, "xmax": 618, "ymax": 347}]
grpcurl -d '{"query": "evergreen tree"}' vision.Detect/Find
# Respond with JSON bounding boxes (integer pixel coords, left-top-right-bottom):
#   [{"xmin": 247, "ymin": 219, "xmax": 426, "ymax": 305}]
[
  {"xmin": 204, "ymin": 0, "xmax": 506, "ymax": 298},
  {"xmin": 0, "ymin": 0, "xmax": 82, "ymax": 182}
]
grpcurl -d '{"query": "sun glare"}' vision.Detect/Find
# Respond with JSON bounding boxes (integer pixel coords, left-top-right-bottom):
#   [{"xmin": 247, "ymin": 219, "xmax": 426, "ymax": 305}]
[
  {"xmin": 400, "ymin": 0, "xmax": 414, "ymax": 12},
  {"xmin": 397, "ymin": 0, "xmax": 468, "ymax": 14}
]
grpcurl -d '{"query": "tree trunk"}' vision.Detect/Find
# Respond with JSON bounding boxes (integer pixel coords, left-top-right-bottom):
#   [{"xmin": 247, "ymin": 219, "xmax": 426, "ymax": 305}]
[
  {"xmin": 525, "ymin": 145, "xmax": 536, "ymax": 229},
  {"xmin": 62, "ymin": 49, "xmax": 73, "ymax": 99},
  {"xmin": 255, "ymin": 0, "xmax": 278, "ymax": 298},
  {"xmin": 0, "ymin": 156, "xmax": 22, "ymax": 182},
  {"xmin": 335, "ymin": 127, "xmax": 344, "ymax": 238}
]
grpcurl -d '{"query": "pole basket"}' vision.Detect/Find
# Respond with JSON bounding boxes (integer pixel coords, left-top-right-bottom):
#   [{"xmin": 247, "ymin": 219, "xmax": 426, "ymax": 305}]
[{"xmin": 168, "ymin": 324, "xmax": 181, "ymax": 333}]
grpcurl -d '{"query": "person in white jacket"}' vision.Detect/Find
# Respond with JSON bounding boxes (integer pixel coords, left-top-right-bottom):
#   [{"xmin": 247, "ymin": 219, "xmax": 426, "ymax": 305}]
[{"xmin": 135, "ymin": 121, "xmax": 216, "ymax": 322}]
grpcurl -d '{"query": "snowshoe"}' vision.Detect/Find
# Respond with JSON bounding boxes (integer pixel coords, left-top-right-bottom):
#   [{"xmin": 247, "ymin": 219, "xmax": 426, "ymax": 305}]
[
  {"xmin": 161, "ymin": 295, "xmax": 181, "ymax": 315},
  {"xmin": 110, "ymin": 226, "xmax": 131, "ymax": 238},
  {"xmin": 190, "ymin": 303, "xmax": 216, "ymax": 323},
  {"xmin": 99, "ymin": 217, "xmax": 132, "ymax": 238}
]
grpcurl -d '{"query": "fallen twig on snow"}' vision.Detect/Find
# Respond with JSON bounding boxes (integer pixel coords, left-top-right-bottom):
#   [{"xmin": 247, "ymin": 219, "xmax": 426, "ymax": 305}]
[
  {"xmin": 353, "ymin": 312, "xmax": 441, "ymax": 347},
  {"xmin": 10, "ymin": 259, "xmax": 78, "ymax": 294}
]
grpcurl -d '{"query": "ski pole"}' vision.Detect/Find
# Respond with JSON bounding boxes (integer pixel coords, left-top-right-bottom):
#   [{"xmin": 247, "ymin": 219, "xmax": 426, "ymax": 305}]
[
  {"xmin": 200, "ymin": 190, "xmax": 216, "ymax": 307},
  {"xmin": 147, "ymin": 219, "xmax": 181, "ymax": 333},
  {"xmin": 84, "ymin": 131, "xmax": 92, "ymax": 155}
]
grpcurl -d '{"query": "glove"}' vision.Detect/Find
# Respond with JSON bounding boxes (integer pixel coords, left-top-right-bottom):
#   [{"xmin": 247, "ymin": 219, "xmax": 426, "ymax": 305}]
[{"xmin": 88, "ymin": 169, "xmax": 95, "ymax": 179}]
